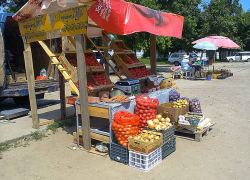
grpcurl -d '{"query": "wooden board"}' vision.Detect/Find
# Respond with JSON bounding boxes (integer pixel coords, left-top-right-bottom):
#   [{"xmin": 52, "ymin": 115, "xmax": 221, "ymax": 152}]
[
  {"xmin": 175, "ymin": 122, "xmax": 215, "ymax": 142},
  {"xmin": 78, "ymin": 105, "xmax": 109, "ymax": 119},
  {"xmin": 0, "ymin": 27, "xmax": 5, "ymax": 89},
  {"xmin": 78, "ymin": 129, "xmax": 110, "ymax": 143}
]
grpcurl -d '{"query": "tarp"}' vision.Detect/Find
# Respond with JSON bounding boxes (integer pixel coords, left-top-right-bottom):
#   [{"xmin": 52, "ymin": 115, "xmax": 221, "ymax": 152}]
[
  {"xmin": 88, "ymin": 0, "xmax": 184, "ymax": 38},
  {"xmin": 13, "ymin": 0, "xmax": 184, "ymax": 38}
]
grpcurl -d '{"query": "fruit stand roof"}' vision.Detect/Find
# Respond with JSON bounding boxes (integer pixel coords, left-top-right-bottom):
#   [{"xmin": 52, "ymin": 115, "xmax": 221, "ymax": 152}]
[{"xmin": 13, "ymin": 0, "xmax": 184, "ymax": 38}]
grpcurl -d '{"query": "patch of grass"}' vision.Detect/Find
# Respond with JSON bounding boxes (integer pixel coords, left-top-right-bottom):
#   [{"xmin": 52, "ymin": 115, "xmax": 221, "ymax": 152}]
[
  {"xmin": 47, "ymin": 118, "xmax": 75, "ymax": 134},
  {"xmin": 30, "ymin": 131, "xmax": 47, "ymax": 141},
  {"xmin": 0, "ymin": 142, "xmax": 11, "ymax": 153},
  {"xmin": 138, "ymin": 58, "xmax": 168, "ymax": 65}
]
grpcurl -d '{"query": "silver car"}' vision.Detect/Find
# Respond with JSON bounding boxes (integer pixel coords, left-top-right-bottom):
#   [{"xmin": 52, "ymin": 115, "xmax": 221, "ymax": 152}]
[{"xmin": 168, "ymin": 52, "xmax": 202, "ymax": 66}]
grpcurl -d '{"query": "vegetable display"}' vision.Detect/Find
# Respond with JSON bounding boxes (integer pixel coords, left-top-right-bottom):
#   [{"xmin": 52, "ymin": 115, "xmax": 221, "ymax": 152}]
[
  {"xmin": 124, "ymin": 58, "xmax": 134, "ymax": 64},
  {"xmin": 91, "ymin": 73, "xmax": 111, "ymax": 85},
  {"xmin": 132, "ymin": 131, "xmax": 160, "ymax": 142},
  {"xmin": 169, "ymin": 90, "xmax": 180, "ymax": 101},
  {"xmin": 189, "ymin": 98, "xmax": 202, "ymax": 113},
  {"xmin": 112, "ymin": 111, "xmax": 140, "ymax": 147},
  {"xmin": 137, "ymin": 67, "xmax": 152, "ymax": 76},
  {"xmin": 135, "ymin": 95, "xmax": 159, "ymax": 133},
  {"xmin": 172, "ymin": 99, "xmax": 189, "ymax": 108},
  {"xmin": 129, "ymin": 68, "xmax": 142, "ymax": 78},
  {"xmin": 69, "ymin": 59, "xmax": 77, "ymax": 67},
  {"xmin": 147, "ymin": 114, "xmax": 172, "ymax": 130},
  {"xmin": 106, "ymin": 95, "xmax": 129, "ymax": 103},
  {"xmin": 85, "ymin": 54, "xmax": 101, "ymax": 66}
]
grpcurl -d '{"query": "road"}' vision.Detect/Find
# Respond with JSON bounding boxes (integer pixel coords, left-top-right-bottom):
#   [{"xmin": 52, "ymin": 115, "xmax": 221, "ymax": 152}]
[{"xmin": 0, "ymin": 62, "xmax": 250, "ymax": 180}]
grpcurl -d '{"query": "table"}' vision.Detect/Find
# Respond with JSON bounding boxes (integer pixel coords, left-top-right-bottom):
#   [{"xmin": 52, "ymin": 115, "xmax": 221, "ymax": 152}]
[{"xmin": 75, "ymin": 88, "xmax": 173, "ymax": 146}]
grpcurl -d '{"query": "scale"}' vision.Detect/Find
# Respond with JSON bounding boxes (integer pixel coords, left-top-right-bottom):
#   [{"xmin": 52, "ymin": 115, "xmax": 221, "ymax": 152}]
[{"xmin": 114, "ymin": 78, "xmax": 141, "ymax": 95}]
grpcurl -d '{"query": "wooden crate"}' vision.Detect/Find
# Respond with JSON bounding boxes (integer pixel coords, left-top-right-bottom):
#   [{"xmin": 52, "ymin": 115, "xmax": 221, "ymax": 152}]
[
  {"xmin": 126, "ymin": 53, "xmax": 145, "ymax": 67},
  {"xmin": 112, "ymin": 53, "xmax": 137, "ymax": 69},
  {"xmin": 110, "ymin": 40, "xmax": 133, "ymax": 53}
]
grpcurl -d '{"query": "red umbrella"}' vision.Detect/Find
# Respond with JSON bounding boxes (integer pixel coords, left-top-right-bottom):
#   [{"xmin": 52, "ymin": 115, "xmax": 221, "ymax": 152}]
[{"xmin": 192, "ymin": 36, "xmax": 241, "ymax": 49}]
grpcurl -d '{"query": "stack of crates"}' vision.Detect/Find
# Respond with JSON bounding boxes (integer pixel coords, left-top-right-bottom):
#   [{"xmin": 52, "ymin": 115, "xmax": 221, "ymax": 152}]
[{"xmin": 110, "ymin": 142, "xmax": 129, "ymax": 165}]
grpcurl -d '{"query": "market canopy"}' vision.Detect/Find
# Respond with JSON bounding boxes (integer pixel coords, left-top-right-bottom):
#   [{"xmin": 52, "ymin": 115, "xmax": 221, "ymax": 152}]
[
  {"xmin": 192, "ymin": 36, "xmax": 240, "ymax": 49},
  {"xmin": 13, "ymin": 0, "xmax": 184, "ymax": 38}
]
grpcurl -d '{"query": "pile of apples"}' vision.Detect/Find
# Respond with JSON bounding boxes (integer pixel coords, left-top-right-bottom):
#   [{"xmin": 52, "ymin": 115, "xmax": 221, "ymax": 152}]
[
  {"xmin": 124, "ymin": 58, "xmax": 134, "ymax": 64},
  {"xmin": 85, "ymin": 55, "xmax": 101, "ymax": 66},
  {"xmin": 91, "ymin": 73, "xmax": 110, "ymax": 85}
]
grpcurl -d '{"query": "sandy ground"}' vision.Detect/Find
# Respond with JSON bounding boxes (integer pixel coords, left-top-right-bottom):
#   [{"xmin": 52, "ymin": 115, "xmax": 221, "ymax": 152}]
[{"xmin": 0, "ymin": 62, "xmax": 250, "ymax": 180}]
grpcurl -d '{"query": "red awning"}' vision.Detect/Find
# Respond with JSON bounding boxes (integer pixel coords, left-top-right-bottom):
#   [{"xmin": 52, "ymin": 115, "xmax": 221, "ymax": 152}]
[
  {"xmin": 12, "ymin": 0, "xmax": 184, "ymax": 38},
  {"xmin": 88, "ymin": 0, "xmax": 184, "ymax": 38}
]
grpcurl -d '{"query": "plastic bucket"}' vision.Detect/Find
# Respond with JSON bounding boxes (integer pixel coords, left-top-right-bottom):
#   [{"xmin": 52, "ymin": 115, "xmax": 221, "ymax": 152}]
[{"xmin": 207, "ymin": 76, "xmax": 212, "ymax": 81}]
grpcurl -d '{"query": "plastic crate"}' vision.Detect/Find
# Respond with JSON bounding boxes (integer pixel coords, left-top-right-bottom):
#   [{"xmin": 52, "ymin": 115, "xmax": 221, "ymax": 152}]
[
  {"xmin": 110, "ymin": 142, "xmax": 129, "ymax": 165},
  {"xmin": 129, "ymin": 148, "xmax": 162, "ymax": 172},
  {"xmin": 146, "ymin": 123, "xmax": 175, "ymax": 144},
  {"xmin": 162, "ymin": 137, "xmax": 176, "ymax": 160}
]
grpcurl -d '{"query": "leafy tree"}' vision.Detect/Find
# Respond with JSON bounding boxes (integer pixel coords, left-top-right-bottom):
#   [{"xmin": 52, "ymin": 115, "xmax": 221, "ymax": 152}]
[{"xmin": 0, "ymin": 0, "xmax": 27, "ymax": 13}]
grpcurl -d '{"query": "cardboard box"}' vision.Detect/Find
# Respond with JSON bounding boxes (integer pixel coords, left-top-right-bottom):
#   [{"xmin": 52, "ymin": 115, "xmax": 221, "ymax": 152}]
[
  {"xmin": 66, "ymin": 96, "xmax": 80, "ymax": 105},
  {"xmin": 128, "ymin": 130, "xmax": 163, "ymax": 155},
  {"xmin": 172, "ymin": 80, "xmax": 181, "ymax": 93},
  {"xmin": 157, "ymin": 102, "xmax": 181, "ymax": 123},
  {"xmin": 15, "ymin": 73, "xmax": 26, "ymax": 82},
  {"xmin": 159, "ymin": 78, "xmax": 172, "ymax": 89}
]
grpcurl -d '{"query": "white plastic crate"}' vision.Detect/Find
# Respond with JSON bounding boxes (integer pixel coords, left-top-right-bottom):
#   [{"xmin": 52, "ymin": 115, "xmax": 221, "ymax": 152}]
[{"xmin": 129, "ymin": 148, "xmax": 162, "ymax": 172}]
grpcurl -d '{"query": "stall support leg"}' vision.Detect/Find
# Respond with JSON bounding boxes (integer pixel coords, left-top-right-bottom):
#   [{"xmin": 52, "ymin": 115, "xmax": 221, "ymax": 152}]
[
  {"xmin": 23, "ymin": 43, "xmax": 39, "ymax": 129},
  {"xmin": 59, "ymin": 72, "xmax": 66, "ymax": 120},
  {"xmin": 74, "ymin": 34, "xmax": 91, "ymax": 150},
  {"xmin": 150, "ymin": 34, "xmax": 157, "ymax": 75},
  {"xmin": 103, "ymin": 36, "xmax": 109, "ymax": 77}
]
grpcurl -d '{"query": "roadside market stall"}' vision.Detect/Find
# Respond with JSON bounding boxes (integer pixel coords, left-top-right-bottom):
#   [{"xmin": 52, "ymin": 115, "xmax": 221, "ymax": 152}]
[{"xmin": 13, "ymin": 0, "xmax": 214, "ymax": 172}]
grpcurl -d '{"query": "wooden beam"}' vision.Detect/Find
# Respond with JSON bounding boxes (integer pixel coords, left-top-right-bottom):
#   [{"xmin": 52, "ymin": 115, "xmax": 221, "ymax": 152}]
[
  {"xmin": 74, "ymin": 34, "xmax": 91, "ymax": 150},
  {"xmin": 150, "ymin": 34, "xmax": 157, "ymax": 75},
  {"xmin": 39, "ymin": 114, "xmax": 75, "ymax": 126},
  {"xmin": 22, "ymin": 44, "xmax": 39, "ymax": 129},
  {"xmin": 59, "ymin": 72, "xmax": 66, "ymax": 120},
  {"xmin": 103, "ymin": 35, "xmax": 109, "ymax": 76}
]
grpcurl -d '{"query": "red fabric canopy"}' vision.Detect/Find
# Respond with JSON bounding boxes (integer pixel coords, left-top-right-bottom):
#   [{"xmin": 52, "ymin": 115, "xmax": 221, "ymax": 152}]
[
  {"xmin": 13, "ymin": 0, "xmax": 184, "ymax": 38},
  {"xmin": 88, "ymin": 0, "xmax": 184, "ymax": 38},
  {"xmin": 192, "ymin": 36, "xmax": 241, "ymax": 49}
]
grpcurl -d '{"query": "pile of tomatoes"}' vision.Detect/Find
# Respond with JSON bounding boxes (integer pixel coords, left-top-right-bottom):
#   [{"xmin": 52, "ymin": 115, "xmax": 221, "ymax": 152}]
[
  {"xmin": 91, "ymin": 73, "xmax": 110, "ymax": 85},
  {"xmin": 112, "ymin": 111, "xmax": 140, "ymax": 147},
  {"xmin": 87, "ymin": 82, "xmax": 97, "ymax": 95},
  {"xmin": 116, "ymin": 42, "xmax": 126, "ymax": 49},
  {"xmin": 130, "ymin": 57, "xmax": 140, "ymax": 63},
  {"xmin": 138, "ymin": 67, "xmax": 152, "ymax": 77},
  {"xmin": 36, "ymin": 76, "xmax": 48, "ymax": 80},
  {"xmin": 85, "ymin": 55, "xmax": 101, "ymax": 66},
  {"xmin": 69, "ymin": 59, "xmax": 77, "ymax": 67},
  {"xmin": 124, "ymin": 58, "xmax": 134, "ymax": 64},
  {"xmin": 129, "ymin": 68, "xmax": 143, "ymax": 78},
  {"xmin": 135, "ymin": 95, "xmax": 159, "ymax": 133}
]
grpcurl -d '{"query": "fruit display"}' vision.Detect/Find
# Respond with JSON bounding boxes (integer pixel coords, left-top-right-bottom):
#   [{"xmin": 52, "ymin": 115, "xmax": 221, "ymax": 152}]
[
  {"xmin": 85, "ymin": 54, "xmax": 101, "ymax": 66},
  {"xmin": 112, "ymin": 111, "xmax": 140, "ymax": 147},
  {"xmin": 189, "ymin": 98, "xmax": 202, "ymax": 113},
  {"xmin": 36, "ymin": 76, "xmax": 48, "ymax": 80},
  {"xmin": 178, "ymin": 97, "xmax": 190, "ymax": 103},
  {"xmin": 130, "ymin": 57, "xmax": 140, "ymax": 63},
  {"xmin": 69, "ymin": 59, "xmax": 77, "ymax": 67},
  {"xmin": 172, "ymin": 99, "xmax": 189, "ymax": 108},
  {"xmin": 137, "ymin": 67, "xmax": 152, "ymax": 76},
  {"xmin": 147, "ymin": 114, "xmax": 172, "ymax": 130},
  {"xmin": 135, "ymin": 95, "xmax": 159, "ymax": 133},
  {"xmin": 106, "ymin": 95, "xmax": 129, "ymax": 103},
  {"xmin": 169, "ymin": 90, "xmax": 180, "ymax": 101},
  {"xmin": 91, "ymin": 73, "xmax": 111, "ymax": 85},
  {"xmin": 124, "ymin": 58, "xmax": 134, "ymax": 64},
  {"xmin": 184, "ymin": 113, "xmax": 203, "ymax": 119},
  {"xmin": 129, "ymin": 68, "xmax": 142, "ymax": 78}
]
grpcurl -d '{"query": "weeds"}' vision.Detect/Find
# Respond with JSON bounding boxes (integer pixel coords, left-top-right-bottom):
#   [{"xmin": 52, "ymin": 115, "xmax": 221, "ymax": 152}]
[
  {"xmin": 47, "ymin": 118, "xmax": 75, "ymax": 134},
  {"xmin": 30, "ymin": 131, "xmax": 47, "ymax": 141}
]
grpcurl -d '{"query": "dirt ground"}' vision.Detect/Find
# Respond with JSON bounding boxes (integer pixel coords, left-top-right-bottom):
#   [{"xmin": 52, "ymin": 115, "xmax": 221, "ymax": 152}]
[{"xmin": 0, "ymin": 62, "xmax": 250, "ymax": 180}]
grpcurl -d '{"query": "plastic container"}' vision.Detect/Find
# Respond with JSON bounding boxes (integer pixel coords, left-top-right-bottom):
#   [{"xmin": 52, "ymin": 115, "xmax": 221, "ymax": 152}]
[
  {"xmin": 162, "ymin": 136, "xmax": 176, "ymax": 160},
  {"xmin": 129, "ymin": 148, "xmax": 162, "ymax": 172},
  {"xmin": 110, "ymin": 142, "xmax": 129, "ymax": 165},
  {"xmin": 207, "ymin": 76, "xmax": 211, "ymax": 81},
  {"xmin": 40, "ymin": 68, "xmax": 47, "ymax": 76}
]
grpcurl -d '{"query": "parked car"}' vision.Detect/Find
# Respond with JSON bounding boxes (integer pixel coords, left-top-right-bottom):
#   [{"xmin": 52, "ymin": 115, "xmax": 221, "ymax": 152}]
[
  {"xmin": 93, "ymin": 51, "xmax": 119, "ymax": 74},
  {"xmin": 226, "ymin": 52, "xmax": 250, "ymax": 62},
  {"xmin": 168, "ymin": 52, "xmax": 204, "ymax": 66}
]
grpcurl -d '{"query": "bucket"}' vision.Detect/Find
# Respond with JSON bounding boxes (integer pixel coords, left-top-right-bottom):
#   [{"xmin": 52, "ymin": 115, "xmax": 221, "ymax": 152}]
[{"xmin": 207, "ymin": 76, "xmax": 211, "ymax": 81}]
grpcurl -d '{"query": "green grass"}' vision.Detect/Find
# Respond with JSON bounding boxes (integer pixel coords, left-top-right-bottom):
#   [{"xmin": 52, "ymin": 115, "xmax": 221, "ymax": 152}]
[
  {"xmin": 47, "ymin": 118, "xmax": 75, "ymax": 134},
  {"xmin": 30, "ymin": 131, "xmax": 47, "ymax": 141},
  {"xmin": 138, "ymin": 58, "xmax": 168, "ymax": 65}
]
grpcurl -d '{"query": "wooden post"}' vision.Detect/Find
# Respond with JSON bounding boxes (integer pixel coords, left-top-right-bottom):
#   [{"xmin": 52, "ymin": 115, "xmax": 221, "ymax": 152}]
[
  {"xmin": 74, "ymin": 34, "xmax": 91, "ymax": 150},
  {"xmin": 103, "ymin": 36, "xmax": 109, "ymax": 77},
  {"xmin": 59, "ymin": 72, "xmax": 66, "ymax": 120},
  {"xmin": 22, "ymin": 42, "xmax": 39, "ymax": 129},
  {"xmin": 150, "ymin": 34, "xmax": 157, "ymax": 75}
]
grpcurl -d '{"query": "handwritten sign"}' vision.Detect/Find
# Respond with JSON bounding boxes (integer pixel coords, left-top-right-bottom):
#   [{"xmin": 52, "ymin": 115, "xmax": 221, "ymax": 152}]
[{"xmin": 19, "ymin": 5, "xmax": 88, "ymax": 43}]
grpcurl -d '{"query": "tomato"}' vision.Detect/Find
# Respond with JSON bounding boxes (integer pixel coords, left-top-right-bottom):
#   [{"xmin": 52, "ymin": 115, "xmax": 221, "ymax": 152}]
[{"xmin": 142, "ymin": 120, "xmax": 147, "ymax": 124}]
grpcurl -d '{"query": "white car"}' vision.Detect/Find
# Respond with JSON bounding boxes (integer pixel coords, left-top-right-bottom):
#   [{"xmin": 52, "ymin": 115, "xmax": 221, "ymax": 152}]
[
  {"xmin": 226, "ymin": 52, "xmax": 250, "ymax": 62},
  {"xmin": 168, "ymin": 52, "xmax": 204, "ymax": 66}
]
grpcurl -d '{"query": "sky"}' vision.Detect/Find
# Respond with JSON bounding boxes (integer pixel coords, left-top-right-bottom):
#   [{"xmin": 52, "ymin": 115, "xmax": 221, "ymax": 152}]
[{"xmin": 0, "ymin": 0, "xmax": 249, "ymax": 13}]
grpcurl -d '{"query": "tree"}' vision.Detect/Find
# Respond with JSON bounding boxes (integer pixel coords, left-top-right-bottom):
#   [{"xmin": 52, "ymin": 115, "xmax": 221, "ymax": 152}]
[{"xmin": 0, "ymin": 0, "xmax": 27, "ymax": 13}]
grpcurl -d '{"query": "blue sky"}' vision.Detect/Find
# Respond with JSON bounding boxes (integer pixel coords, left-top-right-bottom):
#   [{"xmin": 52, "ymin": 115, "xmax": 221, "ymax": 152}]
[{"xmin": 0, "ymin": 0, "xmax": 249, "ymax": 13}]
